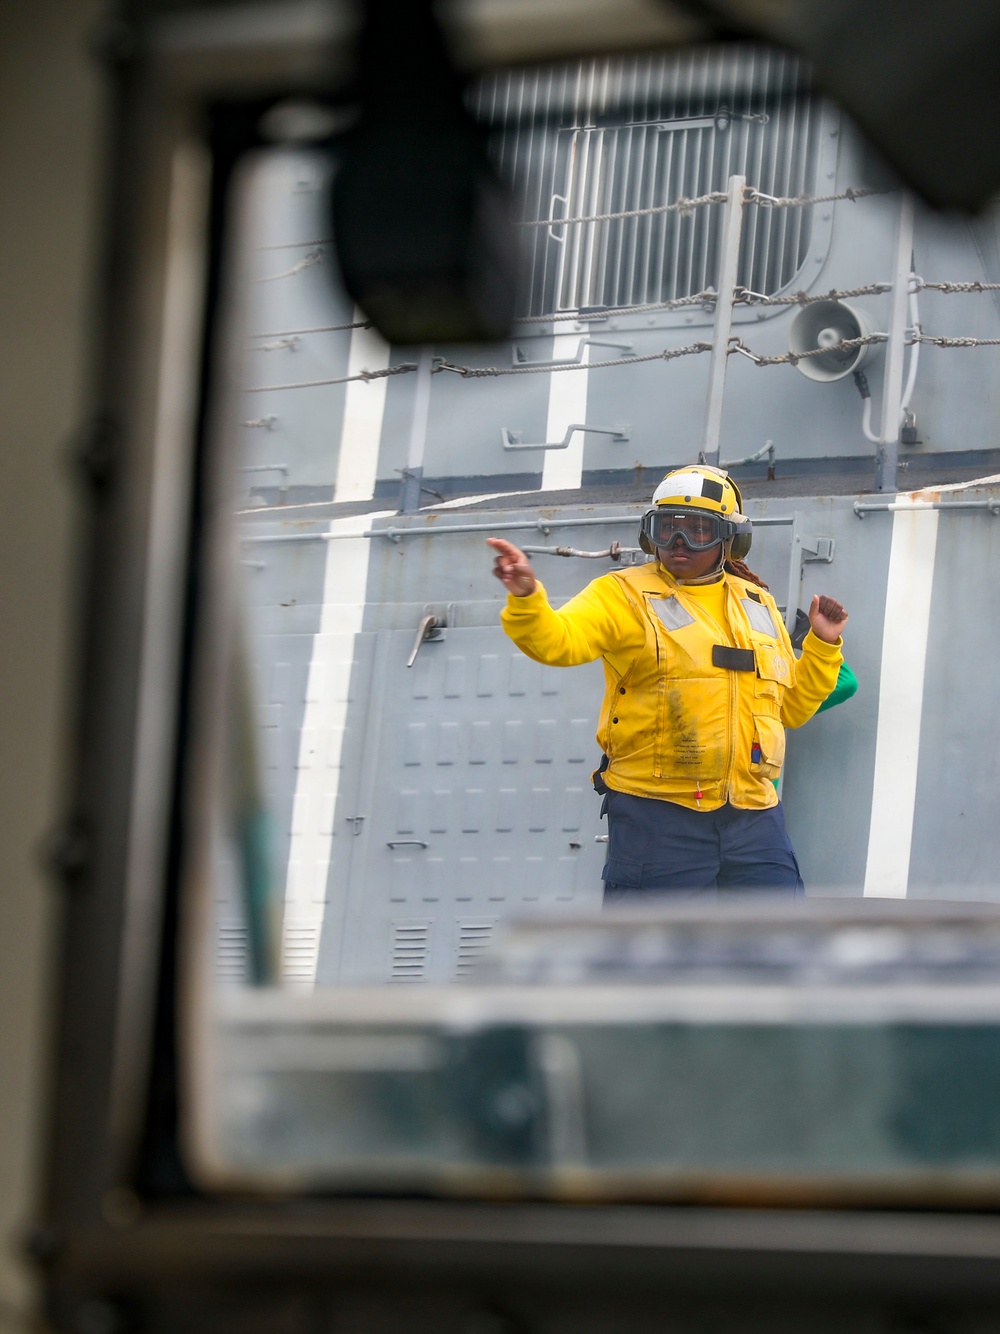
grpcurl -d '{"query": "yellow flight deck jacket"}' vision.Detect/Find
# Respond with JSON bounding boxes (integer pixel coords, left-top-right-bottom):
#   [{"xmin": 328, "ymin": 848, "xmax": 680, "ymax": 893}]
[{"xmin": 500, "ymin": 562, "xmax": 843, "ymax": 812}]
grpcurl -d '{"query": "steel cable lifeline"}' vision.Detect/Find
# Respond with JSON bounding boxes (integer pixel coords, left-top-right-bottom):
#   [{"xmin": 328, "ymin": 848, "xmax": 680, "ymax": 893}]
[
  {"xmin": 432, "ymin": 343, "xmax": 713, "ymax": 378},
  {"xmin": 254, "ymin": 190, "xmax": 731, "ymax": 254},
  {"xmin": 244, "ymin": 180, "xmax": 906, "ymax": 344},
  {"xmin": 253, "ymin": 184, "xmax": 890, "ymax": 251},
  {"xmin": 517, "ymin": 291, "xmax": 720, "ymax": 324},
  {"xmin": 733, "ymin": 283, "xmax": 892, "ymax": 307},
  {"xmin": 744, "ymin": 185, "xmax": 888, "ymax": 208},
  {"xmin": 245, "ymin": 362, "xmax": 418, "ymax": 394},
  {"xmin": 241, "ymin": 178, "xmax": 1000, "ymax": 392},
  {"xmin": 256, "ymin": 250, "xmax": 324, "ymax": 282},
  {"xmin": 915, "ymin": 280, "xmax": 1000, "ymax": 293},
  {"xmin": 253, "ymin": 318, "xmax": 375, "ymax": 337},
  {"xmin": 518, "ymin": 184, "xmax": 889, "ymax": 229},
  {"xmin": 253, "ymin": 291, "xmax": 722, "ymax": 341},
  {"xmin": 728, "ymin": 334, "xmax": 889, "ymax": 368},
  {"xmin": 251, "ymin": 279, "xmax": 1000, "ymax": 340},
  {"xmin": 912, "ymin": 334, "xmax": 1000, "ymax": 348},
  {"xmin": 245, "ymin": 326, "xmax": 1000, "ymax": 392}
]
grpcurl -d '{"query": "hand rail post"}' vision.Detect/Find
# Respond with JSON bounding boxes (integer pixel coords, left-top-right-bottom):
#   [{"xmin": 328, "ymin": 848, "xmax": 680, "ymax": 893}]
[
  {"xmin": 874, "ymin": 192, "xmax": 915, "ymax": 493},
  {"xmin": 701, "ymin": 174, "xmax": 746, "ymax": 467}
]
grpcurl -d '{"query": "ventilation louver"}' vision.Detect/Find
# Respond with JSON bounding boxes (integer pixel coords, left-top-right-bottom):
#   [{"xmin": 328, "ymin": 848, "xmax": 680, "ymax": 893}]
[{"xmin": 474, "ymin": 48, "xmax": 823, "ymax": 318}]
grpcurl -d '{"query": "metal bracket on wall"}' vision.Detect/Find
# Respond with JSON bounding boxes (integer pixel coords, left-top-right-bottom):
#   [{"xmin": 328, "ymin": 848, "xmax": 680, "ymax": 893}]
[
  {"xmin": 783, "ymin": 523, "xmax": 836, "ymax": 633},
  {"xmin": 510, "ymin": 337, "xmax": 633, "ymax": 368},
  {"xmin": 501, "ymin": 423, "xmax": 629, "ymax": 451},
  {"xmin": 801, "ymin": 536, "xmax": 835, "ymax": 563}
]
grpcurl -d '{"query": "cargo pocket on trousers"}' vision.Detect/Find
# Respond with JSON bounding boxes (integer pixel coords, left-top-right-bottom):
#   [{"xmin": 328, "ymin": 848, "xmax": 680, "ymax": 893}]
[{"xmin": 601, "ymin": 856, "xmax": 643, "ymax": 889}]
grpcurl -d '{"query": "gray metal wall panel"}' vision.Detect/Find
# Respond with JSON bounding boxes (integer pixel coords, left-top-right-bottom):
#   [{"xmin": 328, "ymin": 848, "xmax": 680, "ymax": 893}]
[
  {"xmin": 217, "ymin": 535, "xmax": 330, "ymax": 982},
  {"xmin": 323, "ymin": 628, "xmax": 606, "ymax": 985},
  {"xmin": 240, "ymin": 152, "xmax": 357, "ymax": 499},
  {"xmin": 383, "ymin": 345, "xmax": 554, "ymax": 492},
  {"xmin": 577, "ymin": 348, "xmax": 707, "ymax": 477},
  {"xmin": 246, "ymin": 543, "xmax": 329, "ymax": 880},
  {"xmin": 908, "ymin": 507, "xmax": 1000, "ymax": 897},
  {"xmin": 309, "ymin": 631, "xmax": 379, "ymax": 980},
  {"xmin": 781, "ymin": 498, "xmax": 893, "ymax": 893}
]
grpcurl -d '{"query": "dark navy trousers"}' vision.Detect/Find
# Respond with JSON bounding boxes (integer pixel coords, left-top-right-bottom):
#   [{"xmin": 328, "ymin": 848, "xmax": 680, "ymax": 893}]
[{"xmin": 601, "ymin": 789, "xmax": 804, "ymax": 902}]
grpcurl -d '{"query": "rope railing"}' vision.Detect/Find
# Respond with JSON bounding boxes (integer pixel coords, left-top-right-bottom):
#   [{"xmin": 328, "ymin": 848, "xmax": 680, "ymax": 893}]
[
  {"xmin": 727, "ymin": 334, "xmax": 888, "ymax": 368},
  {"xmin": 519, "ymin": 190, "xmax": 729, "ymax": 229},
  {"xmin": 911, "ymin": 333, "xmax": 1000, "ymax": 348},
  {"xmin": 256, "ymin": 249, "xmax": 324, "ymax": 283},
  {"xmin": 515, "ymin": 184, "xmax": 890, "ymax": 231},
  {"xmin": 743, "ymin": 185, "xmax": 889, "ymax": 208},
  {"xmin": 733, "ymin": 282, "xmax": 892, "ymax": 307},
  {"xmin": 248, "ymin": 279, "xmax": 894, "ymax": 352},
  {"xmin": 517, "ymin": 291, "xmax": 720, "ymax": 324},
  {"xmin": 240, "ymin": 176, "xmax": 1000, "ymax": 391},
  {"xmin": 252, "ymin": 183, "xmax": 891, "ymax": 269},
  {"xmin": 245, "ymin": 326, "xmax": 1000, "ymax": 393},
  {"xmin": 245, "ymin": 363, "xmax": 417, "ymax": 394},
  {"xmin": 260, "ymin": 266, "xmax": 1000, "ymax": 356},
  {"xmin": 250, "ymin": 293, "xmax": 722, "ymax": 343},
  {"xmin": 915, "ymin": 280, "xmax": 1000, "ymax": 294},
  {"xmin": 253, "ymin": 319, "xmax": 374, "ymax": 337},
  {"xmin": 433, "ymin": 342, "xmax": 713, "ymax": 379}
]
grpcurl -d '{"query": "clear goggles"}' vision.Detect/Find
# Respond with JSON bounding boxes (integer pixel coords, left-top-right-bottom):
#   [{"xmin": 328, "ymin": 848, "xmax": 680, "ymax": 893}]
[{"xmin": 641, "ymin": 507, "xmax": 732, "ymax": 551}]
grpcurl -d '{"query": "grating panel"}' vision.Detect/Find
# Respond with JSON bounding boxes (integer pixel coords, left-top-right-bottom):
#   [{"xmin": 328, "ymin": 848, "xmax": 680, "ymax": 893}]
[
  {"xmin": 455, "ymin": 920, "xmax": 496, "ymax": 979},
  {"xmin": 216, "ymin": 922, "xmax": 248, "ymax": 986},
  {"xmin": 472, "ymin": 47, "xmax": 823, "ymax": 317},
  {"xmin": 282, "ymin": 921, "xmax": 321, "ymax": 988},
  {"xmin": 390, "ymin": 920, "xmax": 432, "ymax": 982}
]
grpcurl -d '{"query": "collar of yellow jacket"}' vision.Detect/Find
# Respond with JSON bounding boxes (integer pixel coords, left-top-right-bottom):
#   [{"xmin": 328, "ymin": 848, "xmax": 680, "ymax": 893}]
[{"xmin": 653, "ymin": 560, "xmax": 726, "ymax": 591}]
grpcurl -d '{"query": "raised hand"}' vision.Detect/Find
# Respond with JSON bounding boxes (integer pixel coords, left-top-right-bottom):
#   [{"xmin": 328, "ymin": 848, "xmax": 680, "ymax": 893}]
[
  {"xmin": 486, "ymin": 537, "xmax": 538, "ymax": 598},
  {"xmin": 808, "ymin": 593, "xmax": 848, "ymax": 644}
]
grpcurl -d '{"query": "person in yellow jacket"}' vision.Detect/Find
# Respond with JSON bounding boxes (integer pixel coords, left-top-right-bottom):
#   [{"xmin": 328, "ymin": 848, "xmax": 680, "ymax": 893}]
[{"xmin": 487, "ymin": 465, "xmax": 848, "ymax": 900}]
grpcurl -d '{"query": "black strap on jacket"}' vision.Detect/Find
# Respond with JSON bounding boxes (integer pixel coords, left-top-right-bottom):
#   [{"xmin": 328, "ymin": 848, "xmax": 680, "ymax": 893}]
[{"xmin": 712, "ymin": 645, "xmax": 756, "ymax": 672}]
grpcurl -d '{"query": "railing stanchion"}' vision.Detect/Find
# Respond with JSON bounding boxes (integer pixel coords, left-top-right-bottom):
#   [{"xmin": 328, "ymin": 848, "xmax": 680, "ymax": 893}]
[
  {"xmin": 701, "ymin": 174, "xmax": 746, "ymax": 468},
  {"xmin": 874, "ymin": 193, "xmax": 915, "ymax": 493}
]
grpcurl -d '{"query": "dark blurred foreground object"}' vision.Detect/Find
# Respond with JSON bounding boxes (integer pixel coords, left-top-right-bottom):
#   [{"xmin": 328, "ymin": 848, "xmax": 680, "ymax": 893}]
[
  {"xmin": 203, "ymin": 903, "xmax": 1000, "ymax": 1203},
  {"xmin": 332, "ymin": 0, "xmax": 518, "ymax": 344},
  {"xmin": 701, "ymin": 0, "xmax": 1000, "ymax": 212}
]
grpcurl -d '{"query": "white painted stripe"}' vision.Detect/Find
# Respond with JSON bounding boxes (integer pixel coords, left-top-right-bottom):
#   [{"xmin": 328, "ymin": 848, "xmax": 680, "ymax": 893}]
[
  {"xmin": 917, "ymin": 473, "xmax": 1000, "ymax": 492},
  {"xmin": 541, "ymin": 334, "xmax": 589, "ymax": 492},
  {"xmin": 863, "ymin": 503, "xmax": 940, "ymax": 898},
  {"xmin": 427, "ymin": 488, "xmax": 541, "ymax": 510},
  {"xmin": 281, "ymin": 509, "xmax": 393, "ymax": 986},
  {"xmin": 241, "ymin": 486, "xmax": 541, "ymax": 518},
  {"xmin": 333, "ymin": 310, "xmax": 389, "ymax": 503}
]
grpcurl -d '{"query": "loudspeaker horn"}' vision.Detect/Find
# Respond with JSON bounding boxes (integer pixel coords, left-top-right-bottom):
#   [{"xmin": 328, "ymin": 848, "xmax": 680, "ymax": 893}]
[{"xmin": 788, "ymin": 300, "xmax": 878, "ymax": 382}]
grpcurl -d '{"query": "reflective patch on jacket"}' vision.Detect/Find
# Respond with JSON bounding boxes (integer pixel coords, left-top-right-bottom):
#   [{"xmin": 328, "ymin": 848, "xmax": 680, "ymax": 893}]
[
  {"xmin": 741, "ymin": 596, "xmax": 779, "ymax": 638},
  {"xmin": 649, "ymin": 595, "xmax": 696, "ymax": 632}
]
